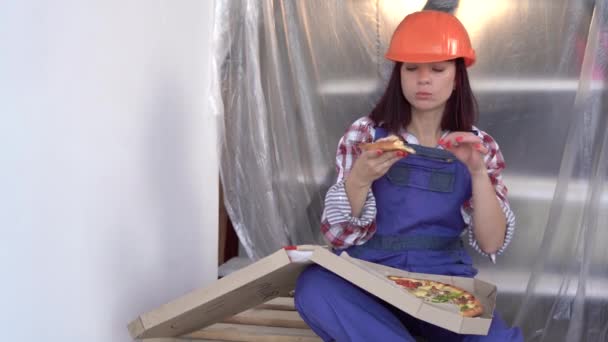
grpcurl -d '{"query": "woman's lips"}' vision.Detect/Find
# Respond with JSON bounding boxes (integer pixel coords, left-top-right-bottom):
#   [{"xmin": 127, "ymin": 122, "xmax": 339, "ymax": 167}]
[{"xmin": 415, "ymin": 92, "xmax": 432, "ymax": 99}]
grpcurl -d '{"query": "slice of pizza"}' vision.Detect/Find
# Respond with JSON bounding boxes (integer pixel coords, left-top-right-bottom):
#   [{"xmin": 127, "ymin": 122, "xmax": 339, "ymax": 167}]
[
  {"xmin": 359, "ymin": 135, "xmax": 416, "ymax": 154},
  {"xmin": 387, "ymin": 275, "xmax": 484, "ymax": 317}
]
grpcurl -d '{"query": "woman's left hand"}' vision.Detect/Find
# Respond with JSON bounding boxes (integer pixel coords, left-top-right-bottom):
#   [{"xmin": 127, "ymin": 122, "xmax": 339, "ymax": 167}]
[{"xmin": 438, "ymin": 132, "xmax": 489, "ymax": 175}]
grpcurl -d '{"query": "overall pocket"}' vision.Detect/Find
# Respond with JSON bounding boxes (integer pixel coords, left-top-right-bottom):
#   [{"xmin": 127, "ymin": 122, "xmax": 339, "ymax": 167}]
[{"xmin": 386, "ymin": 163, "xmax": 455, "ymax": 193}]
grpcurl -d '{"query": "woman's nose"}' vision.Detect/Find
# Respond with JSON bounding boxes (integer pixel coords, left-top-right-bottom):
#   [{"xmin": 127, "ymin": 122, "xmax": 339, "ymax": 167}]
[{"xmin": 417, "ymin": 68, "xmax": 431, "ymax": 84}]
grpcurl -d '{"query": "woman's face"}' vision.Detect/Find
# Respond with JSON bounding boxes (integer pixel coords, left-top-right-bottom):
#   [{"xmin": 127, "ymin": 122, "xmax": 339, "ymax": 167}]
[{"xmin": 400, "ymin": 61, "xmax": 456, "ymax": 112}]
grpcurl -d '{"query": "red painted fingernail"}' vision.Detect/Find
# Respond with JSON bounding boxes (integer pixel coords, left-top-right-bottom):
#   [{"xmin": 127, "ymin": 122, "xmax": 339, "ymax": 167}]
[
  {"xmin": 474, "ymin": 143, "xmax": 481, "ymax": 148},
  {"xmin": 283, "ymin": 246, "xmax": 297, "ymax": 250},
  {"xmin": 445, "ymin": 141, "xmax": 452, "ymax": 148},
  {"xmin": 456, "ymin": 136, "xmax": 464, "ymax": 142},
  {"xmin": 377, "ymin": 150, "xmax": 383, "ymax": 156},
  {"xmin": 397, "ymin": 151, "xmax": 405, "ymax": 157},
  {"xmin": 438, "ymin": 139, "xmax": 445, "ymax": 145}
]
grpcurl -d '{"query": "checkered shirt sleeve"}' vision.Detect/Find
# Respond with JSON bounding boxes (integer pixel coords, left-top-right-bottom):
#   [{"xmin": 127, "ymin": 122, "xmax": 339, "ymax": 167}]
[{"xmin": 461, "ymin": 128, "xmax": 516, "ymax": 258}]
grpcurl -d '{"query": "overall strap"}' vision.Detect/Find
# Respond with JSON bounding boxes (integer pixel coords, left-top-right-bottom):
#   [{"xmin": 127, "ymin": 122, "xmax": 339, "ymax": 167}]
[{"xmin": 373, "ymin": 126, "xmax": 388, "ymax": 140}]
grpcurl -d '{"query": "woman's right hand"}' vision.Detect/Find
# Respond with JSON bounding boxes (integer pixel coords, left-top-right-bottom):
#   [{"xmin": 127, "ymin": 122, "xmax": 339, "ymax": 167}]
[{"xmin": 346, "ymin": 148, "xmax": 406, "ymax": 188}]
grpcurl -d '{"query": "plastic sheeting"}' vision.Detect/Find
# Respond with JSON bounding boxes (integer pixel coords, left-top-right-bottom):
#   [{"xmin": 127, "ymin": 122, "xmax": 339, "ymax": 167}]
[
  {"xmin": 513, "ymin": 1, "xmax": 608, "ymax": 341},
  {"xmin": 211, "ymin": 0, "xmax": 607, "ymax": 340}
]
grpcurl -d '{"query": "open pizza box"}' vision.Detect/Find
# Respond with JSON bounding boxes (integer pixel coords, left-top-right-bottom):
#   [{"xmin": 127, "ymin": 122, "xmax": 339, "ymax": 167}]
[{"xmin": 128, "ymin": 245, "xmax": 497, "ymax": 340}]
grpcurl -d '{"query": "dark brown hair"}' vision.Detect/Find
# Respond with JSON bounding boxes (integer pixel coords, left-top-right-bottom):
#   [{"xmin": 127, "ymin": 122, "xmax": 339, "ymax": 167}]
[{"xmin": 369, "ymin": 58, "xmax": 478, "ymax": 134}]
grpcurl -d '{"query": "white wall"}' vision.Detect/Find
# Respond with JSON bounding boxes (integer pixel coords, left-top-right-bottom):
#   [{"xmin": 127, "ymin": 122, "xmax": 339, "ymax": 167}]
[{"xmin": 0, "ymin": 1, "xmax": 217, "ymax": 341}]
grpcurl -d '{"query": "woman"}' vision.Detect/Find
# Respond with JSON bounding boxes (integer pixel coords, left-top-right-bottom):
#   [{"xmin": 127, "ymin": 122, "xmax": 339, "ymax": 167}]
[{"xmin": 295, "ymin": 10, "xmax": 523, "ymax": 342}]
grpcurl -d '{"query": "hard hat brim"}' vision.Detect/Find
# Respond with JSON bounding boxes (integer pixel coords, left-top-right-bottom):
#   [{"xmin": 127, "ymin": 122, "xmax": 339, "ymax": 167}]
[{"xmin": 385, "ymin": 52, "xmax": 476, "ymax": 67}]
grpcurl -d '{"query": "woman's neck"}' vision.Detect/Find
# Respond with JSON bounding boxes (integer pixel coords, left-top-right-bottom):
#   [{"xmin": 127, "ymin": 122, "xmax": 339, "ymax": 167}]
[{"xmin": 407, "ymin": 108, "xmax": 444, "ymax": 147}]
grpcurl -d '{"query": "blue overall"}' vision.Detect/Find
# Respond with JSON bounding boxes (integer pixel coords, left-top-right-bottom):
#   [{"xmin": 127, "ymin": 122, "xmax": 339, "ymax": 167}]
[{"xmin": 295, "ymin": 128, "xmax": 523, "ymax": 341}]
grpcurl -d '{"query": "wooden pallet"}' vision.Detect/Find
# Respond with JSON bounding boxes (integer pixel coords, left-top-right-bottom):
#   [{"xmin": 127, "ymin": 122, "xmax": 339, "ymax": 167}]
[{"xmin": 141, "ymin": 297, "xmax": 322, "ymax": 342}]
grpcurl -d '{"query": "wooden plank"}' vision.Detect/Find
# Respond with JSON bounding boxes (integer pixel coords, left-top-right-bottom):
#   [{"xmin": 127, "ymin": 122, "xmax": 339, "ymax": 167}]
[
  {"xmin": 253, "ymin": 297, "xmax": 295, "ymax": 311},
  {"xmin": 141, "ymin": 300, "xmax": 310, "ymax": 341},
  {"xmin": 222, "ymin": 309, "xmax": 308, "ymax": 329},
  {"xmin": 184, "ymin": 323, "xmax": 322, "ymax": 342}
]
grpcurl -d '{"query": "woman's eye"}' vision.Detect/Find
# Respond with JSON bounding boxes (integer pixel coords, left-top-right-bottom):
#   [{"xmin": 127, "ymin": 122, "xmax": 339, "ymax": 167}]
[
  {"xmin": 405, "ymin": 67, "xmax": 417, "ymax": 71},
  {"xmin": 432, "ymin": 68, "xmax": 445, "ymax": 72}
]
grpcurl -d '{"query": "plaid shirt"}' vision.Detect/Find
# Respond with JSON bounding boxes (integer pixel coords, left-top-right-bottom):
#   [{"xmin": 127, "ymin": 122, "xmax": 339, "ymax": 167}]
[{"xmin": 321, "ymin": 116, "xmax": 516, "ymax": 260}]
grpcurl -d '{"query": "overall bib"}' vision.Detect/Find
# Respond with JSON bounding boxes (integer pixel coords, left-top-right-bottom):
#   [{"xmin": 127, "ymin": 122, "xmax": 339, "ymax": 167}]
[{"xmin": 295, "ymin": 128, "xmax": 523, "ymax": 341}]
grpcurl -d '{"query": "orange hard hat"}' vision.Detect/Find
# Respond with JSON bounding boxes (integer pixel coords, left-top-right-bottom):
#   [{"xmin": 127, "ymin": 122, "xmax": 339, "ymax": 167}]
[{"xmin": 385, "ymin": 10, "xmax": 476, "ymax": 67}]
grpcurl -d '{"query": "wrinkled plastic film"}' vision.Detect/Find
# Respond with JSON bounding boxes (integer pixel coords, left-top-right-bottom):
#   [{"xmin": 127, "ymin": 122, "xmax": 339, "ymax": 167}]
[
  {"xmin": 212, "ymin": 0, "xmax": 395, "ymax": 259},
  {"xmin": 513, "ymin": 1, "xmax": 608, "ymax": 341}
]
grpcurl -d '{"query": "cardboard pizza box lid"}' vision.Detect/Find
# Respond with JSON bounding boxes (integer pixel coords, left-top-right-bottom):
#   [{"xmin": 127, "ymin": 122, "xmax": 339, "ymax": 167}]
[{"xmin": 127, "ymin": 245, "xmax": 496, "ymax": 339}]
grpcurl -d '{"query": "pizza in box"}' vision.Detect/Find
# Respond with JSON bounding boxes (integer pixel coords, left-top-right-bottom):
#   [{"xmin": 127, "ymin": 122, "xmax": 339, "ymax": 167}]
[{"xmin": 387, "ymin": 275, "xmax": 484, "ymax": 317}]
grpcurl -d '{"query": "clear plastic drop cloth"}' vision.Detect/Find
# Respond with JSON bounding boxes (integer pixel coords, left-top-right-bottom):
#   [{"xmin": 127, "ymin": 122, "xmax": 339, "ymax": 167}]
[
  {"xmin": 513, "ymin": 1, "xmax": 608, "ymax": 341},
  {"xmin": 209, "ymin": 0, "xmax": 607, "ymax": 339}
]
